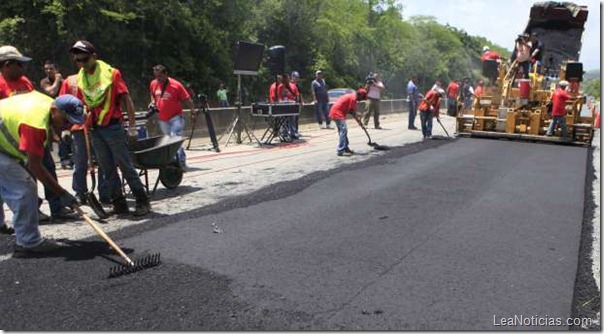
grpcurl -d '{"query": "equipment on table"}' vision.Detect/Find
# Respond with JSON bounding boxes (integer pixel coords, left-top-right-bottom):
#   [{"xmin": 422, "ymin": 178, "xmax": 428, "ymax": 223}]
[{"xmin": 251, "ymin": 103, "xmax": 300, "ymax": 144}]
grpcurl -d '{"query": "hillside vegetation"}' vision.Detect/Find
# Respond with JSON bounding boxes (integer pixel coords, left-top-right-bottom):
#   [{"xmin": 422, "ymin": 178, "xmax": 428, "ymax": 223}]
[{"xmin": 1, "ymin": 0, "xmax": 511, "ymax": 105}]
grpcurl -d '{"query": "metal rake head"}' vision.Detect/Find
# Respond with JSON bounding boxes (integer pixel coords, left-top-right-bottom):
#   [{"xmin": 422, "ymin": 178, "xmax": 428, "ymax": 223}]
[{"xmin": 108, "ymin": 253, "xmax": 161, "ymax": 278}]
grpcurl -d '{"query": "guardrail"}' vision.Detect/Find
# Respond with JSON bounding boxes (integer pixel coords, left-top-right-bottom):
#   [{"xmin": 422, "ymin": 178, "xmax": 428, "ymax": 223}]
[{"xmin": 139, "ymin": 99, "xmax": 412, "ymax": 139}]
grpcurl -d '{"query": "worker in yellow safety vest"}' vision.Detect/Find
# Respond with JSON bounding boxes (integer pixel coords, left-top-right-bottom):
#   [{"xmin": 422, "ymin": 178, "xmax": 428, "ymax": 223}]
[{"xmin": 0, "ymin": 91, "xmax": 84, "ymax": 257}]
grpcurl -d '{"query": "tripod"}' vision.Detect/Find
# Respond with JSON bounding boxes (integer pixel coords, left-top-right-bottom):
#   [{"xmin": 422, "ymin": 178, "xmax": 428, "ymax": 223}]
[{"xmin": 219, "ymin": 74, "xmax": 261, "ymax": 147}]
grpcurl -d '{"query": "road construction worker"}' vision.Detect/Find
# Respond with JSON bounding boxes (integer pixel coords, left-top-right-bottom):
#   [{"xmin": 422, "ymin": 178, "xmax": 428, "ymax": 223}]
[
  {"xmin": 446, "ymin": 79, "xmax": 460, "ymax": 116},
  {"xmin": 59, "ymin": 74, "xmax": 116, "ymax": 206},
  {"xmin": 69, "ymin": 40, "xmax": 150, "ymax": 216},
  {"xmin": 0, "ymin": 91, "xmax": 84, "ymax": 257},
  {"xmin": 406, "ymin": 76, "xmax": 420, "ymax": 130},
  {"xmin": 418, "ymin": 88, "xmax": 444, "ymax": 139},
  {"xmin": 329, "ymin": 88, "xmax": 367, "ymax": 156},
  {"xmin": 546, "ymin": 80, "xmax": 570, "ymax": 139},
  {"xmin": 0, "ymin": 45, "xmax": 77, "ymax": 224},
  {"xmin": 149, "ymin": 64, "xmax": 195, "ymax": 169}
]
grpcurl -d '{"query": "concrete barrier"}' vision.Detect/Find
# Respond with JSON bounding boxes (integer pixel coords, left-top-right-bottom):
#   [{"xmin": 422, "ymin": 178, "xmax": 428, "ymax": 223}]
[{"xmin": 141, "ymin": 99, "xmax": 410, "ymax": 139}]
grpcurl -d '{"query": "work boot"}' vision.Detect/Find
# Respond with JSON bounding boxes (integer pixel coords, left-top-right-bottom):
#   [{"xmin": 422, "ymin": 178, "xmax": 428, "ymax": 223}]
[
  {"xmin": 112, "ymin": 197, "xmax": 129, "ymax": 215},
  {"xmin": 133, "ymin": 200, "xmax": 151, "ymax": 217},
  {"xmin": 0, "ymin": 223, "xmax": 15, "ymax": 235},
  {"xmin": 13, "ymin": 238, "xmax": 69, "ymax": 258}
]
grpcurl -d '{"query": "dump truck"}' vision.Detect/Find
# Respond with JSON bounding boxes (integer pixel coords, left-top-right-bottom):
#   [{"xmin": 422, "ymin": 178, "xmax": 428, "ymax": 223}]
[{"xmin": 456, "ymin": 1, "xmax": 595, "ymax": 146}]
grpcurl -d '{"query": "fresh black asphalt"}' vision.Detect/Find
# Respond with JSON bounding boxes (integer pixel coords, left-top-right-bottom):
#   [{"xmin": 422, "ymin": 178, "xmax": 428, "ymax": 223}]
[{"xmin": 0, "ymin": 138, "xmax": 590, "ymax": 330}]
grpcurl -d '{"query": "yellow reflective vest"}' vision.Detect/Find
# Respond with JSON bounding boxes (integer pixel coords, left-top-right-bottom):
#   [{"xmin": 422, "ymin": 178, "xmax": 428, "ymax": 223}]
[{"xmin": 0, "ymin": 91, "xmax": 51, "ymax": 161}]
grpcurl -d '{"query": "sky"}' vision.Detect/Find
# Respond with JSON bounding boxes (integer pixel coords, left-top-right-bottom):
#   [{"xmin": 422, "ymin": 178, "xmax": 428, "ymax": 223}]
[{"xmin": 397, "ymin": 0, "xmax": 601, "ymax": 71}]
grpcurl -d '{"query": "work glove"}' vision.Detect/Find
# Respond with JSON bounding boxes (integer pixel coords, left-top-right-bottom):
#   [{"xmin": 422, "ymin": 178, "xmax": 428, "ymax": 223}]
[{"xmin": 59, "ymin": 192, "xmax": 78, "ymax": 209}]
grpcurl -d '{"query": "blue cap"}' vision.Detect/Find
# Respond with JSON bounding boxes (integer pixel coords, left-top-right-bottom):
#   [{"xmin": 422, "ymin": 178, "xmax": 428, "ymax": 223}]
[{"xmin": 54, "ymin": 94, "xmax": 85, "ymax": 125}]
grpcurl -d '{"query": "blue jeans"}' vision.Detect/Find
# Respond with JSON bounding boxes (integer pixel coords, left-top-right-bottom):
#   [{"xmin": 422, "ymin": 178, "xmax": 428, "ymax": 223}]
[
  {"xmin": 58, "ymin": 135, "xmax": 72, "ymax": 166},
  {"xmin": 334, "ymin": 119, "xmax": 349, "ymax": 153},
  {"xmin": 547, "ymin": 116, "xmax": 567, "ymax": 138},
  {"xmin": 408, "ymin": 100, "xmax": 418, "ymax": 128},
  {"xmin": 315, "ymin": 101, "xmax": 330, "ymax": 125},
  {"xmin": 0, "ymin": 153, "xmax": 41, "ymax": 247},
  {"xmin": 71, "ymin": 131, "xmax": 114, "ymax": 203},
  {"xmin": 90, "ymin": 123, "xmax": 148, "ymax": 202},
  {"xmin": 158, "ymin": 115, "xmax": 186, "ymax": 164},
  {"xmin": 420, "ymin": 111, "xmax": 434, "ymax": 137},
  {"xmin": 219, "ymin": 100, "xmax": 229, "ymax": 108},
  {"xmin": 42, "ymin": 147, "xmax": 62, "ymax": 215}
]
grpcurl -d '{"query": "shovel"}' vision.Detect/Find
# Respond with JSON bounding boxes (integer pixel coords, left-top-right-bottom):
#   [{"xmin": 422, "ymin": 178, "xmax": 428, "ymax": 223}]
[
  {"xmin": 83, "ymin": 129, "xmax": 109, "ymax": 219},
  {"xmin": 353, "ymin": 116, "xmax": 389, "ymax": 150},
  {"xmin": 436, "ymin": 117, "xmax": 452, "ymax": 138}
]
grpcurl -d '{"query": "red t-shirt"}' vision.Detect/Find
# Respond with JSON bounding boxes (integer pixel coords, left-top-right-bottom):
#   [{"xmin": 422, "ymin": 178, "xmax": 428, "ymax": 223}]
[
  {"xmin": 18, "ymin": 124, "xmax": 46, "ymax": 157},
  {"xmin": 446, "ymin": 82, "xmax": 459, "ymax": 99},
  {"xmin": 329, "ymin": 93, "xmax": 357, "ymax": 120},
  {"xmin": 0, "ymin": 75, "xmax": 34, "ymax": 99},
  {"xmin": 149, "ymin": 78, "xmax": 191, "ymax": 122},
  {"xmin": 551, "ymin": 88, "xmax": 570, "ymax": 117},
  {"xmin": 474, "ymin": 85, "xmax": 484, "ymax": 99},
  {"xmin": 277, "ymin": 83, "xmax": 299, "ymax": 102},
  {"xmin": 418, "ymin": 90, "xmax": 441, "ymax": 112},
  {"xmin": 82, "ymin": 68, "xmax": 129, "ymax": 126},
  {"xmin": 269, "ymin": 83, "xmax": 278, "ymax": 102},
  {"xmin": 481, "ymin": 51, "xmax": 501, "ymax": 62}
]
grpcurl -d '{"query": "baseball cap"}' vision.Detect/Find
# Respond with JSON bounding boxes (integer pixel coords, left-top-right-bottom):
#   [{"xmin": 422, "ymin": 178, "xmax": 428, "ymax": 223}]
[
  {"xmin": 436, "ymin": 88, "xmax": 445, "ymax": 96},
  {"xmin": 54, "ymin": 95, "xmax": 85, "ymax": 125},
  {"xmin": 315, "ymin": 70, "xmax": 323, "ymax": 75},
  {"xmin": 0, "ymin": 46, "xmax": 32, "ymax": 62},
  {"xmin": 291, "ymin": 71, "xmax": 300, "ymax": 78},
  {"xmin": 69, "ymin": 40, "xmax": 96, "ymax": 54},
  {"xmin": 558, "ymin": 80, "xmax": 569, "ymax": 87},
  {"xmin": 483, "ymin": 46, "xmax": 490, "ymax": 52},
  {"xmin": 356, "ymin": 88, "xmax": 367, "ymax": 99}
]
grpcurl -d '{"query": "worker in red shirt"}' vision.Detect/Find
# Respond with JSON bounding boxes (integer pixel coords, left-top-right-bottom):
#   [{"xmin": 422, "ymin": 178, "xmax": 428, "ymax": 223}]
[
  {"xmin": 268, "ymin": 75, "xmax": 282, "ymax": 103},
  {"xmin": 70, "ymin": 40, "xmax": 150, "ymax": 216},
  {"xmin": 546, "ymin": 80, "xmax": 570, "ymax": 138},
  {"xmin": 329, "ymin": 88, "xmax": 367, "ymax": 156},
  {"xmin": 446, "ymin": 79, "xmax": 460, "ymax": 116},
  {"xmin": 481, "ymin": 46, "xmax": 501, "ymax": 62},
  {"xmin": 277, "ymin": 74, "xmax": 300, "ymax": 140},
  {"xmin": 418, "ymin": 88, "xmax": 444, "ymax": 139},
  {"xmin": 149, "ymin": 64, "xmax": 195, "ymax": 168},
  {"xmin": 0, "ymin": 91, "xmax": 84, "ymax": 257},
  {"xmin": 0, "ymin": 46, "xmax": 34, "ymax": 99},
  {"xmin": 474, "ymin": 80, "xmax": 485, "ymax": 100}
]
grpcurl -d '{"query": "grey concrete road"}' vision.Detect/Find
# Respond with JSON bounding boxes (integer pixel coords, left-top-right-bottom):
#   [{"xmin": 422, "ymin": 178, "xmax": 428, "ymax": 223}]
[{"xmin": 0, "ymin": 136, "xmax": 591, "ymax": 330}]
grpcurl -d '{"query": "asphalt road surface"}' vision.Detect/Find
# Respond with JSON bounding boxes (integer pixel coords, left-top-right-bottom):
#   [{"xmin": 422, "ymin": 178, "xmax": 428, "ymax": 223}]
[{"xmin": 0, "ymin": 138, "xmax": 590, "ymax": 330}]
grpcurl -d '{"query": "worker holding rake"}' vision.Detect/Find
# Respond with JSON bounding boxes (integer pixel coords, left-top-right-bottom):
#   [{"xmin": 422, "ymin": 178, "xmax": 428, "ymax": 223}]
[{"xmin": 0, "ymin": 92, "xmax": 84, "ymax": 257}]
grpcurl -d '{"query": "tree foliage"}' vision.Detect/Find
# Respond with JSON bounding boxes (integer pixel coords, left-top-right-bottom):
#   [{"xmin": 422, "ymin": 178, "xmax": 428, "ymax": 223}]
[{"xmin": 0, "ymin": 0, "xmax": 510, "ymax": 105}]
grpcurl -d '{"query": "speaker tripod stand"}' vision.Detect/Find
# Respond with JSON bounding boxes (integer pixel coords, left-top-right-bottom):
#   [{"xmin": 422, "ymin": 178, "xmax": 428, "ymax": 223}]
[{"xmin": 219, "ymin": 74, "xmax": 261, "ymax": 147}]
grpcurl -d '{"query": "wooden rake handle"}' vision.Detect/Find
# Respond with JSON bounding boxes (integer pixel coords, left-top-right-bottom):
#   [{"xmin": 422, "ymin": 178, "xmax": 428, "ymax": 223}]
[{"xmin": 74, "ymin": 206, "xmax": 135, "ymax": 266}]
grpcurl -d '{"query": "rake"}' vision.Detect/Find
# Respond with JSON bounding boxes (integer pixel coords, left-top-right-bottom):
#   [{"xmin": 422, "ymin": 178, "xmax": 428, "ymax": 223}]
[{"xmin": 73, "ymin": 206, "xmax": 161, "ymax": 278}]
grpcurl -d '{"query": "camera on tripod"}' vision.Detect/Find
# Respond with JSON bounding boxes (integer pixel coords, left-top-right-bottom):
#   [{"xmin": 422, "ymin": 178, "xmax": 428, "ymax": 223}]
[
  {"xmin": 366, "ymin": 73, "xmax": 376, "ymax": 85},
  {"xmin": 145, "ymin": 102, "xmax": 159, "ymax": 119}
]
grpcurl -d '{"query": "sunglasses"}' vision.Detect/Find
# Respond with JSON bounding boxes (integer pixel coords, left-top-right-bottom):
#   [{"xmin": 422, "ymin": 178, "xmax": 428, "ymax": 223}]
[
  {"xmin": 3, "ymin": 60, "xmax": 22, "ymax": 67},
  {"xmin": 74, "ymin": 56, "xmax": 91, "ymax": 63}
]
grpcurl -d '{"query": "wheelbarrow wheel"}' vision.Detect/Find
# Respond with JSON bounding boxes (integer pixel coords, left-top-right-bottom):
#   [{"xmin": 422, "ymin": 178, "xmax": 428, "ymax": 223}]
[{"xmin": 159, "ymin": 165, "xmax": 183, "ymax": 189}]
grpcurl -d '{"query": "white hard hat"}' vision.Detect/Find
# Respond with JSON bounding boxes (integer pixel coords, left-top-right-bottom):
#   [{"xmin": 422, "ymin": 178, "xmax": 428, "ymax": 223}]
[
  {"xmin": 483, "ymin": 46, "xmax": 490, "ymax": 52},
  {"xmin": 558, "ymin": 80, "xmax": 569, "ymax": 87}
]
